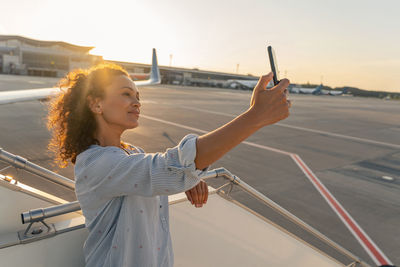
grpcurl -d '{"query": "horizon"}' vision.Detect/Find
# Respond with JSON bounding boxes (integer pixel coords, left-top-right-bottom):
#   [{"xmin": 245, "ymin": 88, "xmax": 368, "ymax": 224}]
[{"xmin": 0, "ymin": 0, "xmax": 399, "ymax": 92}]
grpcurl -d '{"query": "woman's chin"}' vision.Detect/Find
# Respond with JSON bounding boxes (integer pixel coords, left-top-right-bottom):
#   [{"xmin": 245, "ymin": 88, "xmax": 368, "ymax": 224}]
[{"xmin": 127, "ymin": 121, "xmax": 139, "ymax": 129}]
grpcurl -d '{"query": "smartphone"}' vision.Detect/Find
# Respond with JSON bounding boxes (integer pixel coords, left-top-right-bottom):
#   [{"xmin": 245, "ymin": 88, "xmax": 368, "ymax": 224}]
[{"xmin": 267, "ymin": 46, "xmax": 280, "ymax": 86}]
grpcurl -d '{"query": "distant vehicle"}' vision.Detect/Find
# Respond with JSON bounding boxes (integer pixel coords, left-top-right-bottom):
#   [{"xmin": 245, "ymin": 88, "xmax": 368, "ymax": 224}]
[{"xmin": 129, "ymin": 73, "xmax": 150, "ymax": 81}]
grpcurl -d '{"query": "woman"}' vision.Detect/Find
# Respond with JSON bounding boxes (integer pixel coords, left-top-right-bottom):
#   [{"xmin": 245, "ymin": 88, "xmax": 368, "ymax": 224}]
[{"xmin": 47, "ymin": 63, "xmax": 290, "ymax": 267}]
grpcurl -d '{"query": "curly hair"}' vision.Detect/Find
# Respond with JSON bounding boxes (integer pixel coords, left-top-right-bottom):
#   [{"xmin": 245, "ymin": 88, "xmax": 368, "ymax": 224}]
[{"xmin": 47, "ymin": 63, "xmax": 130, "ymax": 168}]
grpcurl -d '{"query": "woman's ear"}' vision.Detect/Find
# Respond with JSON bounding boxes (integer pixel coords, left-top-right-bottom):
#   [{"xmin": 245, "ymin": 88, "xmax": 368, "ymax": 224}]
[{"xmin": 87, "ymin": 95, "xmax": 103, "ymax": 114}]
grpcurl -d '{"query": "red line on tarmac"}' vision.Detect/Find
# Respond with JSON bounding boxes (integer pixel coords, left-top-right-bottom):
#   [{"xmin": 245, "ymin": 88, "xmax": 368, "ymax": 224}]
[
  {"xmin": 291, "ymin": 154, "xmax": 391, "ymax": 266},
  {"xmin": 140, "ymin": 114, "xmax": 393, "ymax": 265}
]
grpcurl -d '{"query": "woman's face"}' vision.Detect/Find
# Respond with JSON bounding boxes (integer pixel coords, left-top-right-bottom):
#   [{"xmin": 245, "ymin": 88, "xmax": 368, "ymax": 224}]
[{"xmin": 95, "ymin": 75, "xmax": 141, "ymax": 131}]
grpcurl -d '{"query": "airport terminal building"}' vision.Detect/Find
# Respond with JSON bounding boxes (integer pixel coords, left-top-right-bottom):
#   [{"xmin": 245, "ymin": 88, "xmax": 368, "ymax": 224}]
[
  {"xmin": 0, "ymin": 35, "xmax": 257, "ymax": 88},
  {"xmin": 0, "ymin": 35, "xmax": 102, "ymax": 77}
]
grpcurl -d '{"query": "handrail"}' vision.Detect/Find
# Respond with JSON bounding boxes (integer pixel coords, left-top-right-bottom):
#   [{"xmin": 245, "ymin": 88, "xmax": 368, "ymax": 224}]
[
  {"xmin": 13, "ymin": 160, "xmax": 369, "ymax": 266},
  {"xmin": 21, "ymin": 201, "xmax": 81, "ymax": 224},
  {"xmin": 200, "ymin": 168, "xmax": 370, "ymax": 267},
  {"xmin": 0, "ymin": 148, "xmax": 75, "ymax": 190}
]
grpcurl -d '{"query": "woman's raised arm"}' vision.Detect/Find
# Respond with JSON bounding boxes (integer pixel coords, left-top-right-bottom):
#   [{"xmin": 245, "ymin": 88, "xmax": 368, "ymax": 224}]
[{"xmin": 194, "ymin": 73, "xmax": 290, "ymax": 170}]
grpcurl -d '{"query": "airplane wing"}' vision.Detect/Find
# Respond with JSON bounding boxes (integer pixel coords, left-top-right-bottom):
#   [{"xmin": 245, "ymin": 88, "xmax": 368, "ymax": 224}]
[
  {"xmin": 0, "ymin": 88, "xmax": 62, "ymax": 105},
  {"xmin": 0, "ymin": 48, "xmax": 161, "ymax": 105}
]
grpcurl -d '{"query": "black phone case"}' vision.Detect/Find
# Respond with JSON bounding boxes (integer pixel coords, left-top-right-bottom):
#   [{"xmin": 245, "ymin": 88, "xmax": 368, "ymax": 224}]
[{"xmin": 267, "ymin": 46, "xmax": 279, "ymax": 86}]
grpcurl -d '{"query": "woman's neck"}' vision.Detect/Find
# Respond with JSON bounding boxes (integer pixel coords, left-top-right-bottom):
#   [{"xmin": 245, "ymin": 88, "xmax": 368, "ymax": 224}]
[{"xmin": 94, "ymin": 126, "xmax": 123, "ymax": 148}]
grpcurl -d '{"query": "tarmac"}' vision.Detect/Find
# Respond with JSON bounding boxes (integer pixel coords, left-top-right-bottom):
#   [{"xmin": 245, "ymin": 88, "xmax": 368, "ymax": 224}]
[{"xmin": 0, "ymin": 74, "xmax": 399, "ymax": 266}]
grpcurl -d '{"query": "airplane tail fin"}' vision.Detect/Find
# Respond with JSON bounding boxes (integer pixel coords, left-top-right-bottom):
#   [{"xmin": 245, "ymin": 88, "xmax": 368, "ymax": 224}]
[
  {"xmin": 312, "ymin": 84, "xmax": 323, "ymax": 95},
  {"xmin": 150, "ymin": 48, "xmax": 161, "ymax": 84}
]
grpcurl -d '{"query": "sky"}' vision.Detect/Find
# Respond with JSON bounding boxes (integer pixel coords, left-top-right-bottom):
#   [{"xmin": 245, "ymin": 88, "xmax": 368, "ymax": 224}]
[{"xmin": 0, "ymin": 0, "xmax": 399, "ymax": 92}]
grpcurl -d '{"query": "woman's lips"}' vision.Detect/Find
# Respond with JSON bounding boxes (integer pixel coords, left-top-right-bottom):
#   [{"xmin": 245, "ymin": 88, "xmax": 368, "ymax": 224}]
[{"xmin": 128, "ymin": 111, "xmax": 140, "ymax": 118}]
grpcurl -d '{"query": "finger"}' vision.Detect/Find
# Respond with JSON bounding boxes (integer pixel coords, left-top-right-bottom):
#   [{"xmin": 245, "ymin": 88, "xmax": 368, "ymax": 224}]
[
  {"xmin": 185, "ymin": 191, "xmax": 194, "ymax": 204},
  {"xmin": 199, "ymin": 181, "xmax": 205, "ymax": 204},
  {"xmin": 192, "ymin": 185, "xmax": 199, "ymax": 205},
  {"xmin": 287, "ymin": 99, "xmax": 292, "ymax": 108},
  {"xmin": 254, "ymin": 72, "xmax": 273, "ymax": 93},
  {"xmin": 196, "ymin": 182, "xmax": 203, "ymax": 207},
  {"xmin": 271, "ymin": 78, "xmax": 290, "ymax": 93},
  {"xmin": 203, "ymin": 182, "xmax": 208, "ymax": 204}
]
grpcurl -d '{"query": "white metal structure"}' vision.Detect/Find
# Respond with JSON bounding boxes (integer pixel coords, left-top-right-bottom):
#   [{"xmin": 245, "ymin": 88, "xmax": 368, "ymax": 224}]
[{"xmin": 0, "ymin": 148, "xmax": 369, "ymax": 267}]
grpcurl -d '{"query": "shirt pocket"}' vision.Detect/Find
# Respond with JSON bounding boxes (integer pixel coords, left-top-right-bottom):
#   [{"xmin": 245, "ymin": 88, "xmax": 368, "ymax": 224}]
[{"xmin": 160, "ymin": 216, "xmax": 169, "ymax": 232}]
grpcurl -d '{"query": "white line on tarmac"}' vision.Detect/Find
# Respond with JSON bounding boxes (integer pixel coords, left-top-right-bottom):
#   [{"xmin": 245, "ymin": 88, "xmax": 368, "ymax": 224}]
[
  {"xmin": 155, "ymin": 104, "xmax": 400, "ymax": 150},
  {"xmin": 276, "ymin": 123, "xmax": 400, "ymax": 149},
  {"xmin": 28, "ymin": 81, "xmax": 45, "ymax": 84},
  {"xmin": 140, "ymin": 114, "xmax": 290, "ymax": 156}
]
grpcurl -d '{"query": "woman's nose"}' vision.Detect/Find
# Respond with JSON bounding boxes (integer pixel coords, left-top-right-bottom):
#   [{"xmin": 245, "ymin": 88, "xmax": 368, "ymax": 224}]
[{"xmin": 132, "ymin": 98, "xmax": 141, "ymax": 107}]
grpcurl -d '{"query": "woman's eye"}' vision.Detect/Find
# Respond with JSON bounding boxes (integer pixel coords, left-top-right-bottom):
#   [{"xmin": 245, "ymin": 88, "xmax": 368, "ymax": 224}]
[{"xmin": 123, "ymin": 92, "xmax": 130, "ymax": 96}]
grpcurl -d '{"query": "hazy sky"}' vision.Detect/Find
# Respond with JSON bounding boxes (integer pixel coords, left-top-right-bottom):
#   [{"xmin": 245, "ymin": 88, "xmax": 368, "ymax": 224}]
[{"xmin": 0, "ymin": 0, "xmax": 399, "ymax": 92}]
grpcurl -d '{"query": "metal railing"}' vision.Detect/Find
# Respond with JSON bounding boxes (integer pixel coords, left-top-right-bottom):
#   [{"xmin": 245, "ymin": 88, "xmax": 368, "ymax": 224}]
[
  {"xmin": 0, "ymin": 147, "xmax": 369, "ymax": 266},
  {"xmin": 0, "ymin": 148, "xmax": 75, "ymax": 190},
  {"xmin": 199, "ymin": 168, "xmax": 370, "ymax": 267},
  {"xmin": 21, "ymin": 201, "xmax": 81, "ymax": 224}
]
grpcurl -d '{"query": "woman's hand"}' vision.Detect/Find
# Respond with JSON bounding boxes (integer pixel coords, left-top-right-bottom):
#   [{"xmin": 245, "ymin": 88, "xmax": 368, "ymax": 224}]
[
  {"xmin": 185, "ymin": 180, "xmax": 208, "ymax": 208},
  {"xmin": 249, "ymin": 72, "xmax": 290, "ymax": 127},
  {"xmin": 193, "ymin": 72, "xmax": 290, "ymax": 170}
]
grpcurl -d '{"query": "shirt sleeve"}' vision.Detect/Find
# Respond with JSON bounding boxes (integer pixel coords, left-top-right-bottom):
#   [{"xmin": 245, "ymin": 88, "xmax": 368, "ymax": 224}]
[{"xmin": 75, "ymin": 134, "xmax": 209, "ymax": 199}]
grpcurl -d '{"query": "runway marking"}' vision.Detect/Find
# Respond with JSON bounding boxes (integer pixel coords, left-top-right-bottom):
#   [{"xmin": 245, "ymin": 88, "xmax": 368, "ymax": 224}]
[
  {"xmin": 28, "ymin": 81, "xmax": 45, "ymax": 84},
  {"xmin": 140, "ymin": 100, "xmax": 158, "ymax": 104},
  {"xmin": 381, "ymin": 176, "xmax": 394, "ymax": 181},
  {"xmin": 140, "ymin": 113, "xmax": 394, "ymax": 265},
  {"xmin": 140, "ymin": 114, "xmax": 291, "ymax": 156},
  {"xmin": 291, "ymin": 154, "xmax": 392, "ymax": 266},
  {"xmin": 276, "ymin": 123, "xmax": 400, "ymax": 150},
  {"xmin": 164, "ymin": 104, "xmax": 400, "ymax": 149}
]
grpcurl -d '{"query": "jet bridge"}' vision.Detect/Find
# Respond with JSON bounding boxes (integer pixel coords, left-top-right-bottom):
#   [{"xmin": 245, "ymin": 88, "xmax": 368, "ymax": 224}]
[{"xmin": 0, "ymin": 148, "xmax": 370, "ymax": 267}]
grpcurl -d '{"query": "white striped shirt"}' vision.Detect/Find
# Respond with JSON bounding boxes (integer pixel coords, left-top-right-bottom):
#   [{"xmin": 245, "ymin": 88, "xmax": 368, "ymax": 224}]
[{"xmin": 74, "ymin": 134, "xmax": 208, "ymax": 267}]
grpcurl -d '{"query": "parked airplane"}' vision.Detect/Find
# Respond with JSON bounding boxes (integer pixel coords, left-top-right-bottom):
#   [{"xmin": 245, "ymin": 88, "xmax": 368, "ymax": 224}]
[
  {"xmin": 295, "ymin": 84, "xmax": 323, "ymax": 95},
  {"xmin": 319, "ymin": 87, "xmax": 348, "ymax": 96},
  {"xmin": 224, "ymin": 79, "xmax": 276, "ymax": 90},
  {"xmin": 289, "ymin": 84, "xmax": 347, "ymax": 96},
  {"xmin": 0, "ymin": 48, "xmax": 161, "ymax": 105}
]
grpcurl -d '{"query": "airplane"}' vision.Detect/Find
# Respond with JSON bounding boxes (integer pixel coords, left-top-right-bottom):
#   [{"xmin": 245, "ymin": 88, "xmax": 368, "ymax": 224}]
[
  {"xmin": 289, "ymin": 84, "xmax": 349, "ymax": 96},
  {"xmin": 296, "ymin": 84, "xmax": 323, "ymax": 95},
  {"xmin": 224, "ymin": 79, "xmax": 276, "ymax": 90},
  {"xmin": 319, "ymin": 87, "xmax": 348, "ymax": 96},
  {"xmin": 0, "ymin": 48, "xmax": 161, "ymax": 105}
]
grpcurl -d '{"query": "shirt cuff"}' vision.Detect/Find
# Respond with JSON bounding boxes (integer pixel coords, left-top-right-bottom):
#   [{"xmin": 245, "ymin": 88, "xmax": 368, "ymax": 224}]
[{"xmin": 170, "ymin": 134, "xmax": 210, "ymax": 177}]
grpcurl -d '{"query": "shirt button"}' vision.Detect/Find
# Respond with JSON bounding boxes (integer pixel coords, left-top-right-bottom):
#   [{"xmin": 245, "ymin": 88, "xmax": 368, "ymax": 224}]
[{"xmin": 160, "ymin": 205, "xmax": 162, "ymax": 208}]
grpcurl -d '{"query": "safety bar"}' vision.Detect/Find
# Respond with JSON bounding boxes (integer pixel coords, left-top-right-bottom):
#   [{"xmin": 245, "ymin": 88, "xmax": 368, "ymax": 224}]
[
  {"xmin": 0, "ymin": 148, "xmax": 75, "ymax": 190},
  {"xmin": 21, "ymin": 201, "xmax": 81, "ymax": 224},
  {"xmin": 16, "ymin": 164, "xmax": 369, "ymax": 266},
  {"xmin": 200, "ymin": 168, "xmax": 370, "ymax": 267}
]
